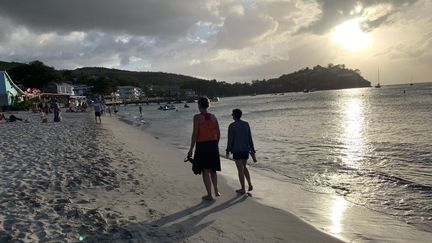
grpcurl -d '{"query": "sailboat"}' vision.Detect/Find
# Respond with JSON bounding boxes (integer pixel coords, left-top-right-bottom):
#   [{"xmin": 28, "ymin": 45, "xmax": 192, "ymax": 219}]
[{"xmin": 375, "ymin": 68, "xmax": 381, "ymax": 88}]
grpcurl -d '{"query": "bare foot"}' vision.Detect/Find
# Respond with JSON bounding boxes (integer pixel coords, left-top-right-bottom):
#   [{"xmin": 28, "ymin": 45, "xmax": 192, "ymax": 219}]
[
  {"xmin": 215, "ymin": 191, "xmax": 221, "ymax": 197},
  {"xmin": 248, "ymin": 185, "xmax": 253, "ymax": 191},
  {"xmin": 236, "ymin": 189, "xmax": 246, "ymax": 194}
]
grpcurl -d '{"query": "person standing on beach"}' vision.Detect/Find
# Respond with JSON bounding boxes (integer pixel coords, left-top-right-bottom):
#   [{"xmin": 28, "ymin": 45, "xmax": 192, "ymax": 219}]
[
  {"xmin": 93, "ymin": 100, "xmax": 102, "ymax": 124},
  {"xmin": 226, "ymin": 109, "xmax": 256, "ymax": 194},
  {"xmin": 107, "ymin": 106, "xmax": 112, "ymax": 116},
  {"xmin": 114, "ymin": 105, "xmax": 119, "ymax": 115},
  {"xmin": 188, "ymin": 97, "xmax": 221, "ymax": 201},
  {"xmin": 101, "ymin": 101, "xmax": 106, "ymax": 116},
  {"xmin": 53, "ymin": 101, "xmax": 62, "ymax": 122},
  {"xmin": 139, "ymin": 104, "xmax": 143, "ymax": 117}
]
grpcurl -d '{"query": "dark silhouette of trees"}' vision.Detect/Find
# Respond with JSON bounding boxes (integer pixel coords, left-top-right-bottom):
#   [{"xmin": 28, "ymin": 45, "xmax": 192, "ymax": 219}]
[
  {"xmin": 8, "ymin": 61, "xmax": 60, "ymax": 88},
  {"xmin": 89, "ymin": 77, "xmax": 119, "ymax": 95}
]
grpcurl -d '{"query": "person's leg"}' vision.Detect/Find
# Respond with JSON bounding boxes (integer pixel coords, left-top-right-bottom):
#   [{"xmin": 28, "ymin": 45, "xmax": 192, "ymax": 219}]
[
  {"xmin": 210, "ymin": 171, "xmax": 220, "ymax": 196},
  {"xmin": 235, "ymin": 160, "xmax": 245, "ymax": 193},
  {"xmin": 202, "ymin": 169, "xmax": 212, "ymax": 199},
  {"xmin": 242, "ymin": 160, "xmax": 253, "ymax": 191}
]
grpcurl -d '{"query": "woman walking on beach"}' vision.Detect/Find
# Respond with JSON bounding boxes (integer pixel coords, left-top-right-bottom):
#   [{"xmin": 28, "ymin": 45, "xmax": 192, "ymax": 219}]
[
  {"xmin": 226, "ymin": 109, "xmax": 256, "ymax": 194},
  {"xmin": 188, "ymin": 97, "xmax": 221, "ymax": 201}
]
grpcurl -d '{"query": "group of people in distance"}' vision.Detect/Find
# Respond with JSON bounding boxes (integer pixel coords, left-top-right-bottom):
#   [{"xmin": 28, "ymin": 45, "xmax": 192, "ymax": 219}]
[
  {"xmin": 188, "ymin": 97, "xmax": 256, "ymax": 201},
  {"xmin": 37, "ymin": 100, "xmax": 62, "ymax": 123}
]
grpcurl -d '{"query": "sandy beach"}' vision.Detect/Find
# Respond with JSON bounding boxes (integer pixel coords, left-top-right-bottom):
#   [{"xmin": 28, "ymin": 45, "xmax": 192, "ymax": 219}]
[{"xmin": 0, "ymin": 111, "xmax": 341, "ymax": 242}]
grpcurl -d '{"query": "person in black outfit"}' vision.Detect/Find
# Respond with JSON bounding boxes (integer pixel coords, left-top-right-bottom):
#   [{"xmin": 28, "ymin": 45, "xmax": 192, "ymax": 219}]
[{"xmin": 226, "ymin": 109, "xmax": 256, "ymax": 194}]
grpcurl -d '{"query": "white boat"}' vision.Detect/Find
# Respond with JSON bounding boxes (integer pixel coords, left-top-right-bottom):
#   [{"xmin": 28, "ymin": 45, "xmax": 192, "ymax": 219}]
[
  {"xmin": 375, "ymin": 68, "xmax": 381, "ymax": 88},
  {"xmin": 163, "ymin": 104, "xmax": 176, "ymax": 111},
  {"xmin": 159, "ymin": 104, "xmax": 176, "ymax": 111},
  {"xmin": 209, "ymin": 97, "xmax": 220, "ymax": 102}
]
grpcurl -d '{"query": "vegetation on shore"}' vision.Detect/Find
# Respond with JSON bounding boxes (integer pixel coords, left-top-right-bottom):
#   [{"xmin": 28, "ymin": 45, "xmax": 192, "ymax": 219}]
[{"xmin": 1, "ymin": 60, "xmax": 371, "ymax": 97}]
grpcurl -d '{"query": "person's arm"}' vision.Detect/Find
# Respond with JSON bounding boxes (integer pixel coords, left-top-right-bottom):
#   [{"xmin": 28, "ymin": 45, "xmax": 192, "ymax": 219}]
[
  {"xmin": 188, "ymin": 115, "xmax": 199, "ymax": 157},
  {"xmin": 247, "ymin": 123, "xmax": 257, "ymax": 162},
  {"xmin": 226, "ymin": 124, "xmax": 233, "ymax": 157},
  {"xmin": 247, "ymin": 123, "xmax": 255, "ymax": 153},
  {"xmin": 213, "ymin": 115, "xmax": 220, "ymax": 142}
]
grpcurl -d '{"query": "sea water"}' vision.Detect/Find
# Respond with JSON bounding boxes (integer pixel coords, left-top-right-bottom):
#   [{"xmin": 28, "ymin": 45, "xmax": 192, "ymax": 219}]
[{"xmin": 116, "ymin": 83, "xmax": 432, "ymax": 241}]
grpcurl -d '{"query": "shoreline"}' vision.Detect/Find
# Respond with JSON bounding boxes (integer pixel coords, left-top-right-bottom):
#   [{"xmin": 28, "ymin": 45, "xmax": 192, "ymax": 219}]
[
  {"xmin": 4, "ymin": 110, "xmax": 429, "ymax": 242},
  {"xmin": 114, "ymin": 99, "xmax": 432, "ymax": 243},
  {"xmin": 102, "ymin": 115, "xmax": 342, "ymax": 242},
  {"xmin": 0, "ymin": 112, "xmax": 341, "ymax": 242}
]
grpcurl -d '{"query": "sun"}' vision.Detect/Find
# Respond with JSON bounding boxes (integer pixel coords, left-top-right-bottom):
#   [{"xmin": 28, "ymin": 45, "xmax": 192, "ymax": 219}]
[{"xmin": 331, "ymin": 18, "xmax": 372, "ymax": 52}]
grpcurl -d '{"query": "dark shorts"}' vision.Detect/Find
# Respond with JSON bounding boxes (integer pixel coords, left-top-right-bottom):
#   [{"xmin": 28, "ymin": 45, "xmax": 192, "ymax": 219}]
[
  {"xmin": 233, "ymin": 152, "xmax": 249, "ymax": 160},
  {"xmin": 95, "ymin": 111, "xmax": 101, "ymax": 117},
  {"xmin": 193, "ymin": 140, "xmax": 221, "ymax": 174}
]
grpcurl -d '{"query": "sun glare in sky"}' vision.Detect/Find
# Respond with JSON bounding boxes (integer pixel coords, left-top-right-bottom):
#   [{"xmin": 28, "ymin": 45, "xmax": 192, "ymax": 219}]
[{"xmin": 332, "ymin": 18, "xmax": 372, "ymax": 52}]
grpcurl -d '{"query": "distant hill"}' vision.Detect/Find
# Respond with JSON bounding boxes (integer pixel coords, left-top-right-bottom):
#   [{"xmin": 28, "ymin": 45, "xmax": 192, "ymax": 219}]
[
  {"xmin": 70, "ymin": 67, "xmax": 207, "ymax": 86},
  {"xmin": 1, "ymin": 60, "xmax": 371, "ymax": 96},
  {"xmin": 0, "ymin": 61, "xmax": 25, "ymax": 71}
]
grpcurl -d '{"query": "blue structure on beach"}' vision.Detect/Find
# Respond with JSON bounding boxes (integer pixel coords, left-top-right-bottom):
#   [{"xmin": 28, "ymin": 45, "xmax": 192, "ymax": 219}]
[{"xmin": 0, "ymin": 71, "xmax": 25, "ymax": 107}]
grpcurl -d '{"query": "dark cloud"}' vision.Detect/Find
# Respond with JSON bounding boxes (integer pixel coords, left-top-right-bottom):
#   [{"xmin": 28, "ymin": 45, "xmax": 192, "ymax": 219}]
[
  {"xmin": 361, "ymin": 0, "xmax": 419, "ymax": 31},
  {"xmin": 362, "ymin": 12, "xmax": 394, "ymax": 31},
  {"xmin": 0, "ymin": 0, "xmax": 212, "ymax": 38},
  {"xmin": 298, "ymin": 0, "xmax": 359, "ymax": 34},
  {"xmin": 299, "ymin": 0, "xmax": 418, "ymax": 34},
  {"xmin": 213, "ymin": 1, "xmax": 311, "ymax": 49},
  {"xmin": 1, "ymin": 30, "xmax": 155, "ymax": 69}
]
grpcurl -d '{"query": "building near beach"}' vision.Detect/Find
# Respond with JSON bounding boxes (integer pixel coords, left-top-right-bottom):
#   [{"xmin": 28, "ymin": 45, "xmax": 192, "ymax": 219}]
[
  {"xmin": 0, "ymin": 71, "xmax": 25, "ymax": 107},
  {"xmin": 73, "ymin": 84, "xmax": 92, "ymax": 96},
  {"xmin": 45, "ymin": 82, "xmax": 75, "ymax": 95},
  {"xmin": 41, "ymin": 82, "xmax": 89, "ymax": 108},
  {"xmin": 183, "ymin": 89, "xmax": 196, "ymax": 98},
  {"xmin": 117, "ymin": 86, "xmax": 143, "ymax": 99}
]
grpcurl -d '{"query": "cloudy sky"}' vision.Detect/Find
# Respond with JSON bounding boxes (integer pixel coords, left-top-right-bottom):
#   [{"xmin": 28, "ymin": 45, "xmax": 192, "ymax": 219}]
[{"xmin": 0, "ymin": 0, "xmax": 431, "ymax": 84}]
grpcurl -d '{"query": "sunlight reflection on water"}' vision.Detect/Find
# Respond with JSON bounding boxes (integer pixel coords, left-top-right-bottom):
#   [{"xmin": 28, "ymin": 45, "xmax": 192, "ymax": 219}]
[
  {"xmin": 339, "ymin": 90, "xmax": 367, "ymax": 170},
  {"xmin": 330, "ymin": 196, "xmax": 348, "ymax": 236}
]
